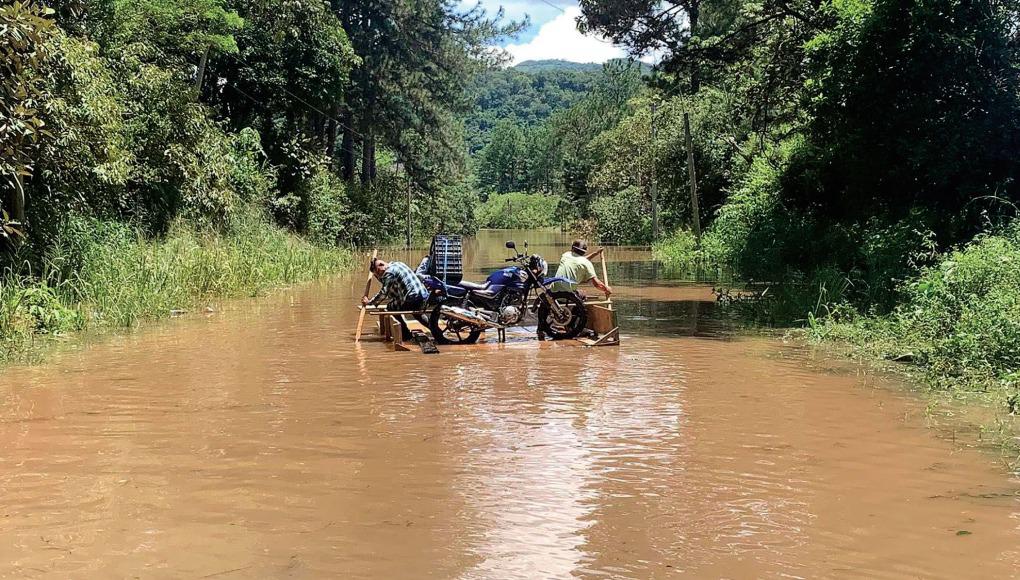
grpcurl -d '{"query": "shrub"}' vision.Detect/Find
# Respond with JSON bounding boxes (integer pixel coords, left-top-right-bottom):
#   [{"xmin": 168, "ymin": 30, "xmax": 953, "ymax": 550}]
[
  {"xmin": 1, "ymin": 210, "xmax": 353, "ymax": 364},
  {"xmin": 653, "ymin": 229, "xmax": 700, "ymax": 271},
  {"xmin": 476, "ymin": 192, "xmax": 561, "ymax": 229},
  {"xmin": 897, "ymin": 228, "xmax": 1020, "ymax": 385},
  {"xmin": 305, "ymin": 169, "xmax": 354, "ymax": 247},
  {"xmin": 589, "ymin": 186, "xmax": 650, "ymax": 244},
  {"xmin": 809, "ymin": 222, "xmax": 1020, "ymax": 402}
]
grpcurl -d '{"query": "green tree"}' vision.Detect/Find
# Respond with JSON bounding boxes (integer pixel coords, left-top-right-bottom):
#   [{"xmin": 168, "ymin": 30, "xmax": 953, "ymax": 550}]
[
  {"xmin": 477, "ymin": 120, "xmax": 525, "ymax": 193},
  {"xmin": 1, "ymin": 1, "xmax": 56, "ymax": 224},
  {"xmin": 789, "ymin": 0, "xmax": 1020, "ymax": 242}
]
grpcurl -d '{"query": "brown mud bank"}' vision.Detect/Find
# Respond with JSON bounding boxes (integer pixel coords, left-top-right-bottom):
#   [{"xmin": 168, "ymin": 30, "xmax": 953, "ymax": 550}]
[{"xmin": 1, "ymin": 230, "xmax": 1018, "ymax": 578}]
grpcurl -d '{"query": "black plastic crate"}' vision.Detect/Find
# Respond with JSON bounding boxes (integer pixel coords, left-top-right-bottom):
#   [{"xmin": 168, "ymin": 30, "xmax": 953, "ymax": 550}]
[{"xmin": 428, "ymin": 235, "xmax": 463, "ymax": 285}]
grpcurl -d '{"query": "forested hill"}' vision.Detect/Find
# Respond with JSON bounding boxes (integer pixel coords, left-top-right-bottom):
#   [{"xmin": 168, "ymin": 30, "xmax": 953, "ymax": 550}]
[
  {"xmin": 467, "ymin": 60, "xmax": 606, "ymax": 152},
  {"xmin": 514, "ymin": 60, "xmax": 604, "ymax": 73}
]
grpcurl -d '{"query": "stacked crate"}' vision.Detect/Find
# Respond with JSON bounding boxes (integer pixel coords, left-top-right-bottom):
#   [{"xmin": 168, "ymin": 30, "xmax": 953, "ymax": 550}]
[{"xmin": 428, "ymin": 235, "xmax": 463, "ymax": 285}]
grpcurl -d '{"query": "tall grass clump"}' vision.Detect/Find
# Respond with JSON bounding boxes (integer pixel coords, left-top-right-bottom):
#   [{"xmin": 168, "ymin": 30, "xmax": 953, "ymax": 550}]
[
  {"xmin": 0, "ymin": 211, "xmax": 352, "ymax": 364},
  {"xmin": 811, "ymin": 222, "xmax": 1020, "ymax": 404}
]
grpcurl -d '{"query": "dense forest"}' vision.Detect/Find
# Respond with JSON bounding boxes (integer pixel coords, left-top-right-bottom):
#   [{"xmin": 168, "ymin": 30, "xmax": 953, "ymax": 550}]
[
  {"xmin": 0, "ymin": 0, "xmax": 518, "ymax": 359},
  {"xmin": 467, "ymin": 0, "xmax": 1020, "ymax": 400},
  {"xmin": 466, "ymin": 59, "xmax": 602, "ymax": 153}
]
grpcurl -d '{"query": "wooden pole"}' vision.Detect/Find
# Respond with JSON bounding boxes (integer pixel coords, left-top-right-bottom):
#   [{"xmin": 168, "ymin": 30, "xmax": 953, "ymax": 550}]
[
  {"xmin": 600, "ymin": 250, "xmax": 611, "ymax": 303},
  {"xmin": 405, "ymin": 175, "xmax": 412, "ymax": 250},
  {"xmin": 354, "ymin": 249, "xmax": 378, "ymax": 342},
  {"xmin": 11, "ymin": 172, "xmax": 25, "ymax": 224},
  {"xmin": 650, "ymin": 101, "xmax": 659, "ymax": 240},
  {"xmin": 683, "ymin": 112, "xmax": 701, "ymax": 240},
  {"xmin": 193, "ymin": 44, "xmax": 210, "ymax": 99}
]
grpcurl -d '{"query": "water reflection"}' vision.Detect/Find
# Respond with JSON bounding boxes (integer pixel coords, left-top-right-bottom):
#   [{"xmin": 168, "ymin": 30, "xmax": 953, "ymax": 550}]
[{"xmin": 0, "ymin": 229, "xmax": 1018, "ymax": 578}]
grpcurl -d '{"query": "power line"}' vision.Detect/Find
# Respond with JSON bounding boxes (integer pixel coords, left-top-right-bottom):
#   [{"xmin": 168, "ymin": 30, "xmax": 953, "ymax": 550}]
[{"xmin": 219, "ymin": 49, "xmax": 364, "ymax": 140}]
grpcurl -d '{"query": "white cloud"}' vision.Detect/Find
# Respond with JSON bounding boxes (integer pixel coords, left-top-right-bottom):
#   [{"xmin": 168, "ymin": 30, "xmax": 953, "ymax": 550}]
[{"xmin": 501, "ymin": 6, "xmax": 627, "ymax": 65}]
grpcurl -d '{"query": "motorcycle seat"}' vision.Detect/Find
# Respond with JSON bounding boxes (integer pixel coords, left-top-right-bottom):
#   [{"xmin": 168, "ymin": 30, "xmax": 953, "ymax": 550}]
[{"xmin": 458, "ymin": 280, "xmax": 490, "ymax": 291}]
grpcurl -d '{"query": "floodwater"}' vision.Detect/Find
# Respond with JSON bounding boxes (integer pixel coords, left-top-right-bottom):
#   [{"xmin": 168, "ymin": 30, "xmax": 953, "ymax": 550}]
[{"xmin": 1, "ymin": 230, "xmax": 1019, "ymax": 579}]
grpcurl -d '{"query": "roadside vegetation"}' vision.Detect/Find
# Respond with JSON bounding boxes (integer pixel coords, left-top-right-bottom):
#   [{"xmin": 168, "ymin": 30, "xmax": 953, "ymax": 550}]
[
  {"xmin": 475, "ymin": 192, "xmax": 563, "ymax": 229},
  {"xmin": 1, "ymin": 0, "xmax": 517, "ymax": 363},
  {"xmin": 510, "ymin": 0, "xmax": 1020, "ymax": 422},
  {"xmin": 0, "ymin": 213, "xmax": 350, "ymax": 363}
]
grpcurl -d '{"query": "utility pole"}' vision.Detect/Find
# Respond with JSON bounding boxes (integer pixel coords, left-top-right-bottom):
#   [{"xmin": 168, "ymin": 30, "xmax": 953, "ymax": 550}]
[
  {"xmin": 193, "ymin": 45, "xmax": 210, "ymax": 100},
  {"xmin": 683, "ymin": 112, "xmax": 701, "ymax": 240},
  {"xmin": 650, "ymin": 101, "xmax": 659, "ymax": 240}
]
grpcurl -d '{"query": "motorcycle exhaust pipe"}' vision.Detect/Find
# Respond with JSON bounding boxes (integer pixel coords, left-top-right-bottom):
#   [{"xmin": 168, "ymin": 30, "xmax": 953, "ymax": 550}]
[{"xmin": 440, "ymin": 305, "xmax": 502, "ymax": 329}]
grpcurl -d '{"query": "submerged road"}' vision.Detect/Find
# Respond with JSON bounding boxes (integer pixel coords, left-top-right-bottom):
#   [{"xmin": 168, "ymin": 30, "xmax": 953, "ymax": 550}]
[{"xmin": 1, "ymin": 229, "xmax": 1018, "ymax": 578}]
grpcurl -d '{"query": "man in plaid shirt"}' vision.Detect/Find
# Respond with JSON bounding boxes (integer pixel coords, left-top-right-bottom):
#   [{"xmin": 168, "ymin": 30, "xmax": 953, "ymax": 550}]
[{"xmin": 361, "ymin": 257, "xmax": 429, "ymax": 339}]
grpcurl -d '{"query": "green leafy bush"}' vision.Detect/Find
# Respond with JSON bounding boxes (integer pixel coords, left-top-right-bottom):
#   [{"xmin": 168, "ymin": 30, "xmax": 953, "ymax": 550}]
[
  {"xmin": 589, "ymin": 186, "xmax": 650, "ymax": 244},
  {"xmin": 811, "ymin": 222, "xmax": 1020, "ymax": 401},
  {"xmin": 898, "ymin": 228, "xmax": 1020, "ymax": 385},
  {"xmin": 476, "ymin": 192, "xmax": 561, "ymax": 229},
  {"xmin": 306, "ymin": 169, "xmax": 354, "ymax": 247}
]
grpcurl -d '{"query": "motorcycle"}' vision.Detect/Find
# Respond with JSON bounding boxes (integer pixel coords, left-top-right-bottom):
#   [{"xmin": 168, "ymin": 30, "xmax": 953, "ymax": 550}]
[{"xmin": 422, "ymin": 241, "xmax": 588, "ymax": 344}]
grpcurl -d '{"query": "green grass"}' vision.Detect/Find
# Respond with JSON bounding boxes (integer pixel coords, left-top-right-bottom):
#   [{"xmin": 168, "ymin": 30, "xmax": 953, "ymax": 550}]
[
  {"xmin": 806, "ymin": 227, "xmax": 1020, "ymax": 397},
  {"xmin": 0, "ymin": 212, "xmax": 353, "ymax": 364},
  {"xmin": 798, "ymin": 226, "xmax": 1020, "ymax": 465}
]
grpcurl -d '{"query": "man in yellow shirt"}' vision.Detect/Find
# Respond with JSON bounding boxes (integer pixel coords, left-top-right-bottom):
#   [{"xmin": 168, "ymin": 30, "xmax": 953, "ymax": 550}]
[{"xmin": 553, "ymin": 240, "xmax": 612, "ymax": 297}]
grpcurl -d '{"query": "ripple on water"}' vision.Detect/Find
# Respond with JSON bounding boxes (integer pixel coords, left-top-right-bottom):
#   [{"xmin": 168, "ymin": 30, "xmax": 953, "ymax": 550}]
[{"xmin": 1, "ymin": 232, "xmax": 1019, "ymax": 578}]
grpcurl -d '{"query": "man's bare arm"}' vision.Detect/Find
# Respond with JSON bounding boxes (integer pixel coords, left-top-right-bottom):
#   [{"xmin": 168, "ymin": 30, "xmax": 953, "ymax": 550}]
[{"xmin": 591, "ymin": 276, "xmax": 612, "ymax": 295}]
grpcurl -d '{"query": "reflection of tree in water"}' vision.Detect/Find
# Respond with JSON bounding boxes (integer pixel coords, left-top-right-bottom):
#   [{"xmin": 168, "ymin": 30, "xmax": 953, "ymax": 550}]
[{"xmin": 614, "ymin": 299, "xmax": 723, "ymax": 338}]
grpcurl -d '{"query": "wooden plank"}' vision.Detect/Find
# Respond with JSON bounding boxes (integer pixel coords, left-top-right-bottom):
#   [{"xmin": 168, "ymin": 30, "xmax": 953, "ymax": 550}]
[
  {"xmin": 600, "ymin": 250, "xmax": 611, "ymax": 303},
  {"xmin": 354, "ymin": 249, "xmax": 379, "ymax": 342},
  {"xmin": 584, "ymin": 304, "xmax": 617, "ymax": 334},
  {"xmin": 577, "ymin": 327, "xmax": 620, "ymax": 347},
  {"xmin": 366, "ymin": 309, "xmax": 426, "ymax": 317},
  {"xmin": 390, "ymin": 316, "xmax": 403, "ymax": 347}
]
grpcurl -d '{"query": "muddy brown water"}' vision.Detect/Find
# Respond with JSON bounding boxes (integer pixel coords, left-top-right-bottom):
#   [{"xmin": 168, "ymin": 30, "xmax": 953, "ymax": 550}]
[{"xmin": 2, "ymin": 229, "xmax": 1019, "ymax": 579}]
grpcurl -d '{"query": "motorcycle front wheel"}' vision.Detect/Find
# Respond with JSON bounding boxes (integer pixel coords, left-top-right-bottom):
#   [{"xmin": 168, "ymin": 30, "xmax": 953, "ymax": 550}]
[
  {"xmin": 427, "ymin": 305, "xmax": 482, "ymax": 345},
  {"xmin": 536, "ymin": 291, "xmax": 587, "ymax": 340}
]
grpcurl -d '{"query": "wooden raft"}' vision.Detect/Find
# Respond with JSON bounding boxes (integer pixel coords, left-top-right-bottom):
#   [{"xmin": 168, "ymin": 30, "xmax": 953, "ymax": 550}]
[{"xmin": 356, "ymin": 247, "xmax": 620, "ymax": 350}]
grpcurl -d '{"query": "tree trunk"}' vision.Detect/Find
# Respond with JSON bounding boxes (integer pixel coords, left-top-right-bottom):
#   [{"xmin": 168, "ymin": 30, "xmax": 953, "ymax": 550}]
[
  {"xmin": 361, "ymin": 131, "xmax": 375, "ymax": 185},
  {"xmin": 326, "ymin": 106, "xmax": 339, "ymax": 158},
  {"xmin": 683, "ymin": 112, "xmax": 701, "ymax": 239},
  {"xmin": 11, "ymin": 172, "xmax": 25, "ymax": 224},
  {"xmin": 689, "ymin": 2, "xmax": 701, "ymax": 93},
  {"xmin": 340, "ymin": 107, "xmax": 356, "ymax": 180}
]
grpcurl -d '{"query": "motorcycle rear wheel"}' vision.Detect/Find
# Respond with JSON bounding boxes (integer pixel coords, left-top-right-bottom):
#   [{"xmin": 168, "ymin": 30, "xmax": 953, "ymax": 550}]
[
  {"xmin": 536, "ymin": 291, "xmax": 587, "ymax": 340},
  {"xmin": 427, "ymin": 305, "xmax": 482, "ymax": 345}
]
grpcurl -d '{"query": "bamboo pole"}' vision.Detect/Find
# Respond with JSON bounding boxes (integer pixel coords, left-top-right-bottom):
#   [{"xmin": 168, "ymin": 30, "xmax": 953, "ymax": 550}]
[{"xmin": 354, "ymin": 249, "xmax": 378, "ymax": 342}]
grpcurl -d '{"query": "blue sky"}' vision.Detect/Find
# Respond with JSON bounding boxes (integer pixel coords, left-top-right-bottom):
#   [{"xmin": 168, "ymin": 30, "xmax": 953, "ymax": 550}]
[{"xmin": 459, "ymin": 0, "xmax": 630, "ymax": 65}]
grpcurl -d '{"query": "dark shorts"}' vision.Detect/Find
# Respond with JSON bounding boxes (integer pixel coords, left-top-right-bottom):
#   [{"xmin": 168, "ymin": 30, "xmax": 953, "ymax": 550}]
[{"xmin": 388, "ymin": 294, "xmax": 427, "ymax": 340}]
